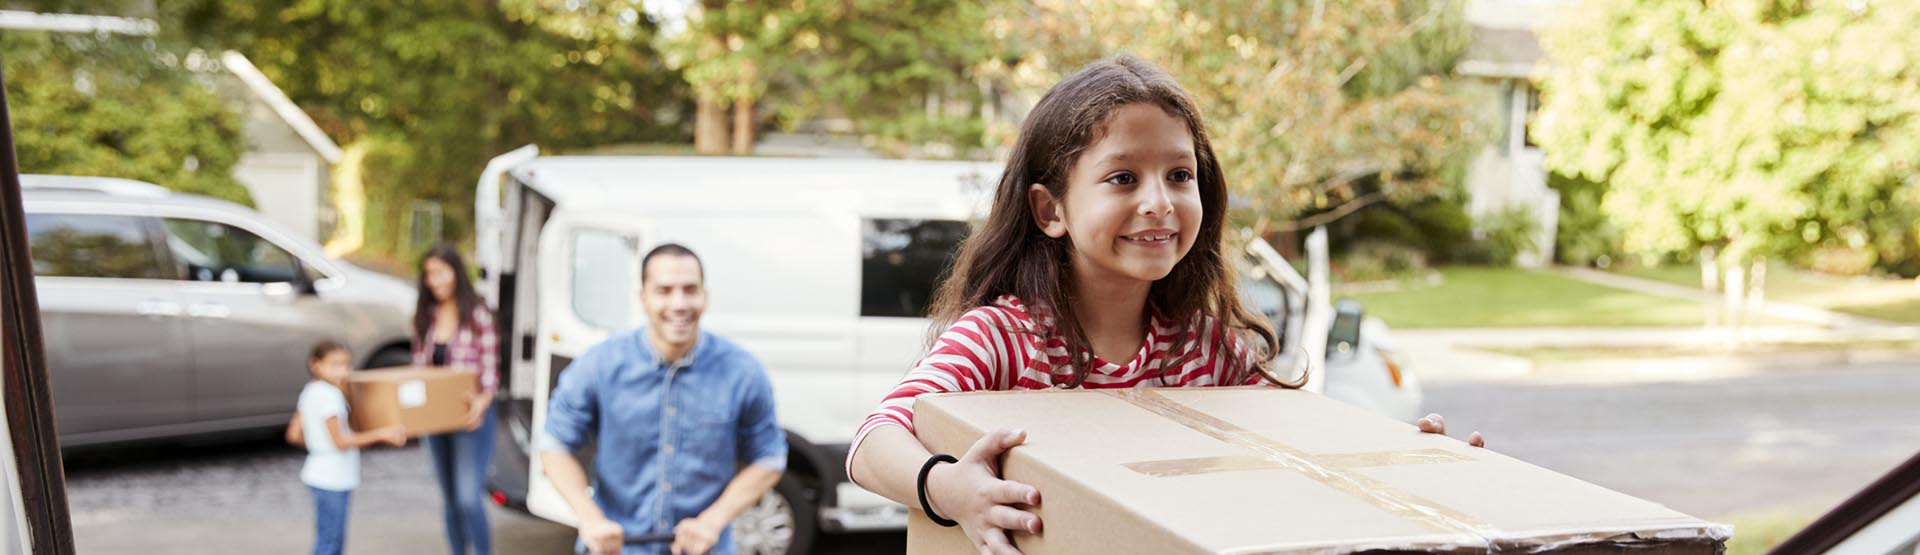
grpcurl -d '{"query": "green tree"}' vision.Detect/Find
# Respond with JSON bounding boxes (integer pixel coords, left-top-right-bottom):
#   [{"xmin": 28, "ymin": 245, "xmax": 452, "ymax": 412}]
[
  {"xmin": 1534, "ymin": 0, "xmax": 1920, "ymax": 276},
  {"xmin": 1, "ymin": 31, "xmax": 250, "ymax": 205},
  {"xmin": 985, "ymin": 0, "xmax": 1490, "ymax": 231},
  {"xmin": 160, "ymin": 0, "xmax": 690, "ymax": 257},
  {"xmin": 663, "ymin": 0, "xmax": 996, "ymax": 157}
]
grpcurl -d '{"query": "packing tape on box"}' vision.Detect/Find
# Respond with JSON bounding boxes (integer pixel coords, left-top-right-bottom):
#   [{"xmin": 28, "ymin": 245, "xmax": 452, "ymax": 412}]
[
  {"xmin": 1105, "ymin": 389, "xmax": 1497, "ymax": 540},
  {"xmin": 1122, "ymin": 448, "xmax": 1475, "ymax": 478}
]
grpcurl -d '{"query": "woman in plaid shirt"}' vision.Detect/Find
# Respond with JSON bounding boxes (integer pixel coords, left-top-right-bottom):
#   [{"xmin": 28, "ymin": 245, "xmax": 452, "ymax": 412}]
[{"xmin": 412, "ymin": 244, "xmax": 500, "ymax": 555}]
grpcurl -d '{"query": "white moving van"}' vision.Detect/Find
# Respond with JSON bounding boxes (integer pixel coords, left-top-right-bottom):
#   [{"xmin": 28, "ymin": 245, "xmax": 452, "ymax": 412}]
[{"xmin": 470, "ymin": 146, "xmax": 1423, "ymax": 555}]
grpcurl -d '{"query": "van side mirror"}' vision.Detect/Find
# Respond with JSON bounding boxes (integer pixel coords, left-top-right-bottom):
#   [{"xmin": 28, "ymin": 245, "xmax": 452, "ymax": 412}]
[{"xmin": 1327, "ymin": 300, "xmax": 1364, "ymax": 356}]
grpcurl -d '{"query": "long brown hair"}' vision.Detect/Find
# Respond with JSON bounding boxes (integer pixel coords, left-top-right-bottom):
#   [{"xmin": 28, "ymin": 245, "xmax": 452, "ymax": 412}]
[
  {"xmin": 413, "ymin": 244, "xmax": 484, "ymax": 344},
  {"xmin": 928, "ymin": 55, "xmax": 1302, "ymax": 389}
]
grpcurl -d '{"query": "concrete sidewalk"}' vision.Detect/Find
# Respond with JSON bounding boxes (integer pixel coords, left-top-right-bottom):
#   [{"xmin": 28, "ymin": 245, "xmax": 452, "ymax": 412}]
[{"xmin": 1396, "ymin": 326, "xmax": 1920, "ymax": 383}]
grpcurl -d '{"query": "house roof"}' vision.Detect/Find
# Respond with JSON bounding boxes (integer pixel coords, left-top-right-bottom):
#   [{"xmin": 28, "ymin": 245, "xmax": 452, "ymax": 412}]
[
  {"xmin": 219, "ymin": 51, "xmax": 343, "ymax": 164},
  {"xmin": 0, "ymin": 9, "xmax": 156, "ymax": 34}
]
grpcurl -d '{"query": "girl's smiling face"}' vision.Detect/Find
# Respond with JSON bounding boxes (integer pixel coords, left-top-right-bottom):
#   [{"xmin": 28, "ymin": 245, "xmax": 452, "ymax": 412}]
[
  {"xmin": 309, "ymin": 349, "xmax": 352, "ymax": 384},
  {"xmin": 1030, "ymin": 102, "xmax": 1204, "ymax": 285}
]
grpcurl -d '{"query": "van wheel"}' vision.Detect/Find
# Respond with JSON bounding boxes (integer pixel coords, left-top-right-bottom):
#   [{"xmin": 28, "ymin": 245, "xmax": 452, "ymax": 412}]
[
  {"xmin": 733, "ymin": 474, "xmax": 816, "ymax": 555},
  {"xmin": 364, "ymin": 346, "xmax": 413, "ymax": 369}
]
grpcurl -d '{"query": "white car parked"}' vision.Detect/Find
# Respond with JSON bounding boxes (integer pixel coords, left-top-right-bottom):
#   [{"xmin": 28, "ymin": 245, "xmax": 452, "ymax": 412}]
[{"xmin": 469, "ymin": 146, "xmax": 1423, "ymax": 555}]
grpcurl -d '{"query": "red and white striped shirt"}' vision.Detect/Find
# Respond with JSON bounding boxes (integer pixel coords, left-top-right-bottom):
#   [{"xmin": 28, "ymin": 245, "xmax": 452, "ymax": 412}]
[{"xmin": 848, "ymin": 295, "xmax": 1260, "ymax": 479}]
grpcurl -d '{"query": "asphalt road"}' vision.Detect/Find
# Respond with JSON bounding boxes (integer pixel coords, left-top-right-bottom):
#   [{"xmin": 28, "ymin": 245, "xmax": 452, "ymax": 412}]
[{"xmin": 62, "ymin": 360, "xmax": 1920, "ymax": 554}]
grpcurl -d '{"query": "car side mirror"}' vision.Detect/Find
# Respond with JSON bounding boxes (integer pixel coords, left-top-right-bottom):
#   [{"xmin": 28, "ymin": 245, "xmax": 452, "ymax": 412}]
[
  {"xmin": 291, "ymin": 260, "xmax": 320, "ymax": 296},
  {"xmin": 1327, "ymin": 300, "xmax": 1364, "ymax": 356}
]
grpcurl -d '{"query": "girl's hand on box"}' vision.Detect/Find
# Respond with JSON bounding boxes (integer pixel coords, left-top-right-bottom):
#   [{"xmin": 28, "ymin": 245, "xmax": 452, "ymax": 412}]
[
  {"xmin": 463, "ymin": 392, "xmax": 494, "ymax": 432},
  {"xmin": 1416, "ymin": 413, "xmax": 1486, "ymax": 447},
  {"xmin": 380, "ymin": 426, "xmax": 407, "ymax": 447},
  {"xmin": 927, "ymin": 428, "xmax": 1042, "ymax": 555}
]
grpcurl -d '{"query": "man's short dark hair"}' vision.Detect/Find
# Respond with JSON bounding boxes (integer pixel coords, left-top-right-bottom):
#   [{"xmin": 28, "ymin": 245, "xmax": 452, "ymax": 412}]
[{"xmin": 641, "ymin": 243, "xmax": 704, "ymax": 285}]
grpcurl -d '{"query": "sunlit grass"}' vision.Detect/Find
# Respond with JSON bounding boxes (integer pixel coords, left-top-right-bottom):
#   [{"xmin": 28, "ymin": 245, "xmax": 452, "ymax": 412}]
[
  {"xmin": 1720, "ymin": 511, "xmax": 1815, "ymax": 555},
  {"xmin": 1341, "ymin": 267, "xmax": 1711, "ymax": 328}
]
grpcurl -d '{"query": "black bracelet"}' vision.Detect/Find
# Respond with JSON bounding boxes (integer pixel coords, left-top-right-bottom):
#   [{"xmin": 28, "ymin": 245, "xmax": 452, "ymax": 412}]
[{"xmin": 917, "ymin": 454, "xmax": 960, "ymax": 527}]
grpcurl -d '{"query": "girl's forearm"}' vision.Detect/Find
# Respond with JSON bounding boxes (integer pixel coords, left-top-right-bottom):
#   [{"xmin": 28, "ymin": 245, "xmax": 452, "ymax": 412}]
[
  {"xmin": 848, "ymin": 426, "xmax": 936, "ymax": 508},
  {"xmin": 344, "ymin": 431, "xmax": 387, "ymax": 449}
]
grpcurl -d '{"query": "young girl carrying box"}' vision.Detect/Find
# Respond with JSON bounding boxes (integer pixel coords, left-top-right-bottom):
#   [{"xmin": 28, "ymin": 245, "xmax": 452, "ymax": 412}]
[
  {"xmin": 845, "ymin": 56, "xmax": 1482, "ymax": 555},
  {"xmin": 287, "ymin": 341, "xmax": 405, "ymax": 555}
]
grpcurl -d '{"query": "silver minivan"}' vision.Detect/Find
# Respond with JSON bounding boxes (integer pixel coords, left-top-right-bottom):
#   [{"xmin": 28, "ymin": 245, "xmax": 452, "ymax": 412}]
[{"xmin": 20, "ymin": 175, "xmax": 416, "ymax": 447}]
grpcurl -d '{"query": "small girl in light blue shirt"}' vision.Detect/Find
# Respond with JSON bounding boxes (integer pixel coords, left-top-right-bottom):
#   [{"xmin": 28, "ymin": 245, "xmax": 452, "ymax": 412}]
[{"xmin": 286, "ymin": 341, "xmax": 404, "ymax": 555}]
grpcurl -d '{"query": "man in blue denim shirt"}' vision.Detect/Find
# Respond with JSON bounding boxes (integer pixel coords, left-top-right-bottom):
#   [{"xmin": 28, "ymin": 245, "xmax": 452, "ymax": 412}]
[{"xmin": 539, "ymin": 244, "xmax": 786, "ymax": 555}]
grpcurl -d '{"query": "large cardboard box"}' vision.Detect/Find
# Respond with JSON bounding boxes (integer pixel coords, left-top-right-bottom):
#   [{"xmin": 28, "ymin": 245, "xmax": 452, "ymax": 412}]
[
  {"xmin": 906, "ymin": 387, "xmax": 1729, "ymax": 555},
  {"xmin": 346, "ymin": 367, "xmax": 477, "ymax": 437}
]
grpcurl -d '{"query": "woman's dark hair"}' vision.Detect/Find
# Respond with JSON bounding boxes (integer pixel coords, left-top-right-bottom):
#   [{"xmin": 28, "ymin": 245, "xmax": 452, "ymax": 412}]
[
  {"xmin": 927, "ymin": 55, "xmax": 1301, "ymax": 389},
  {"xmin": 414, "ymin": 244, "xmax": 484, "ymax": 344},
  {"xmin": 309, "ymin": 340, "xmax": 348, "ymax": 364}
]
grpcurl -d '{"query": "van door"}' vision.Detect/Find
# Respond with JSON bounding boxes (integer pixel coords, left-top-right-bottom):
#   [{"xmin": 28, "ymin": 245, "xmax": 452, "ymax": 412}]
[
  {"xmin": 486, "ymin": 179, "xmax": 554, "ymax": 512},
  {"xmin": 24, "ymin": 211, "xmax": 193, "ymax": 438},
  {"xmin": 523, "ymin": 214, "xmax": 645, "ymax": 524}
]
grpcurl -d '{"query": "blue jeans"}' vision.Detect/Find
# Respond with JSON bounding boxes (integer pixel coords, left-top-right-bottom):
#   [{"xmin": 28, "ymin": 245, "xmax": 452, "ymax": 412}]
[
  {"xmin": 424, "ymin": 408, "xmax": 496, "ymax": 555},
  {"xmin": 309, "ymin": 486, "xmax": 351, "ymax": 555}
]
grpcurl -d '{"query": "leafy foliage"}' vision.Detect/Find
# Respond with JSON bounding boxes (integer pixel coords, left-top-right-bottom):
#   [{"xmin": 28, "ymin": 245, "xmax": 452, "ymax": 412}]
[
  {"xmin": 987, "ymin": 0, "xmax": 1491, "ymax": 225},
  {"xmin": 1534, "ymin": 0, "xmax": 1920, "ymax": 274},
  {"xmin": 160, "ymin": 0, "xmax": 690, "ymax": 257},
  {"xmin": 2, "ymin": 31, "xmax": 250, "ymax": 205}
]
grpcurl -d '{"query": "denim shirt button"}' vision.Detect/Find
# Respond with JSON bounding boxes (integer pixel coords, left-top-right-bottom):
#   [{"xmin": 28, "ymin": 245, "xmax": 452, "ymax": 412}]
[{"xmin": 663, "ymin": 444, "xmax": 675, "ymax": 454}]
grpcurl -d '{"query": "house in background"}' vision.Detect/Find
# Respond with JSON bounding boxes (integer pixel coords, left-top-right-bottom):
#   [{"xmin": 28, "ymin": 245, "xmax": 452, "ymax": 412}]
[
  {"xmin": 1458, "ymin": 0, "xmax": 1570, "ymax": 267},
  {"xmin": 0, "ymin": 9, "xmax": 339, "ymax": 243},
  {"xmin": 214, "ymin": 51, "xmax": 342, "ymax": 243}
]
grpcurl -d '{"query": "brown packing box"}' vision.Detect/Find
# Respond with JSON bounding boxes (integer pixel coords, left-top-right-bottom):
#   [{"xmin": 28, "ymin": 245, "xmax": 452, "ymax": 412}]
[
  {"xmin": 906, "ymin": 387, "xmax": 1729, "ymax": 555},
  {"xmin": 346, "ymin": 367, "xmax": 477, "ymax": 438}
]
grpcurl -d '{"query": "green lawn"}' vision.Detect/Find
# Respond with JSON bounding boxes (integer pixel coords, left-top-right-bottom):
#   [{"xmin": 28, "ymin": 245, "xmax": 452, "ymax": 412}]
[
  {"xmin": 1340, "ymin": 267, "xmax": 1711, "ymax": 328},
  {"xmin": 1721, "ymin": 511, "xmax": 1815, "ymax": 555},
  {"xmin": 1614, "ymin": 264, "xmax": 1920, "ymax": 324}
]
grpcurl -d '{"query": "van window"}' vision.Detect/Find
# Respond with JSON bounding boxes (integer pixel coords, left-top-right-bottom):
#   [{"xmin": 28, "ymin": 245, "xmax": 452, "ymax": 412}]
[
  {"xmin": 571, "ymin": 229, "xmax": 637, "ymax": 330},
  {"xmin": 861, "ymin": 218, "xmax": 968, "ymax": 318},
  {"xmin": 23, "ymin": 213, "xmax": 165, "ymax": 279},
  {"xmin": 161, "ymin": 219, "xmax": 302, "ymax": 284}
]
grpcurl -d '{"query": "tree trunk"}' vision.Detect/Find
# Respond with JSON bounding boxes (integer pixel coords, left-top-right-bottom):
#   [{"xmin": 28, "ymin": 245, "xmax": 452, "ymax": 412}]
[
  {"xmin": 1699, "ymin": 246, "xmax": 1719, "ymax": 330},
  {"xmin": 1723, "ymin": 262, "xmax": 1746, "ymax": 335},
  {"xmin": 695, "ymin": 96, "xmax": 730, "ymax": 155},
  {"xmin": 731, "ymin": 99, "xmax": 755, "ymax": 156},
  {"xmin": 731, "ymin": 59, "xmax": 757, "ymax": 156}
]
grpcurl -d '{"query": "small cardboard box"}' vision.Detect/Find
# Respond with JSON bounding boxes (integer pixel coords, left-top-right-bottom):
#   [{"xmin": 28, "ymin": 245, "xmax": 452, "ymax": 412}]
[
  {"xmin": 906, "ymin": 387, "xmax": 1729, "ymax": 555},
  {"xmin": 346, "ymin": 367, "xmax": 477, "ymax": 437}
]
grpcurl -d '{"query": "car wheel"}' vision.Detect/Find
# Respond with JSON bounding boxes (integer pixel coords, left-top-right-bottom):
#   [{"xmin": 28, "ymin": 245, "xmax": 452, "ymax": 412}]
[{"xmin": 732, "ymin": 473, "xmax": 816, "ymax": 555}]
